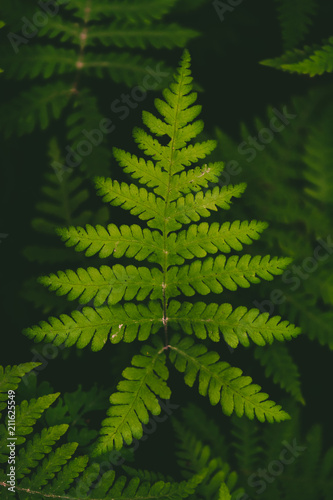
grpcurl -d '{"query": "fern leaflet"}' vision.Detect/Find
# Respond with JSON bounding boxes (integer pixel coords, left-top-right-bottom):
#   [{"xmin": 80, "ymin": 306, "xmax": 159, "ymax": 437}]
[
  {"xmin": 168, "ymin": 334, "xmax": 289, "ymax": 422},
  {"xmin": 94, "ymin": 338, "xmax": 170, "ymax": 454},
  {"xmin": 261, "ymin": 37, "xmax": 333, "ymax": 76}
]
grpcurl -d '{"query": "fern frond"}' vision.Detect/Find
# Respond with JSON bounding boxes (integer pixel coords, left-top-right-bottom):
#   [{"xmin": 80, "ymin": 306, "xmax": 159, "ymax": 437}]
[
  {"xmin": 0, "ymin": 363, "xmax": 40, "ymax": 413},
  {"xmin": 261, "ymin": 37, "xmax": 333, "ymax": 76},
  {"xmin": 25, "ymin": 51, "xmax": 296, "ymax": 444},
  {"xmin": 168, "ymin": 300, "xmax": 301, "ymax": 347},
  {"xmin": 166, "ymin": 255, "xmax": 291, "ymax": 298},
  {"xmin": 167, "ymin": 220, "xmax": 268, "ymax": 265},
  {"xmin": 42, "ymin": 455, "xmax": 89, "ymax": 496},
  {"xmin": 24, "ymin": 302, "xmax": 163, "ymax": 350},
  {"xmin": 65, "ymin": 0, "xmax": 179, "ymax": 22},
  {"xmin": 38, "ymin": 264, "xmax": 163, "ymax": 306},
  {"xmin": 274, "ymin": 0, "xmax": 317, "ymax": 49},
  {"xmin": 22, "ymin": 442, "xmax": 78, "ymax": 490},
  {"xmin": 57, "ymin": 223, "xmax": 163, "ymax": 261},
  {"xmin": 0, "ymin": 393, "xmax": 60, "ymax": 461},
  {"xmin": 86, "ymin": 23, "xmax": 198, "ymax": 49},
  {"xmin": 254, "ymin": 343, "xmax": 305, "ymax": 403},
  {"xmin": 0, "ymin": 45, "xmax": 77, "ymax": 79},
  {"xmin": 94, "ymin": 338, "xmax": 170, "ymax": 454},
  {"xmin": 0, "ymin": 82, "xmax": 73, "ymax": 138},
  {"xmin": 15, "ymin": 425, "xmax": 69, "ymax": 479},
  {"xmin": 169, "ymin": 335, "xmax": 290, "ymax": 422}
]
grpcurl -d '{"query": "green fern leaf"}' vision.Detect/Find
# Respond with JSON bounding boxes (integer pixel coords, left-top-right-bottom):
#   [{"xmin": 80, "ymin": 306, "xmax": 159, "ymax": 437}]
[
  {"xmin": 112, "ymin": 147, "xmax": 169, "ymax": 198},
  {"xmin": 166, "ymin": 184, "xmax": 247, "ymax": 224},
  {"xmin": 0, "ymin": 82, "xmax": 73, "ymax": 138},
  {"xmin": 22, "ymin": 442, "xmax": 78, "ymax": 490},
  {"xmin": 16, "ymin": 425, "xmax": 69, "ymax": 479},
  {"xmin": 94, "ymin": 338, "xmax": 170, "ymax": 454},
  {"xmin": 168, "ymin": 300, "xmax": 301, "ymax": 346},
  {"xmin": 274, "ymin": 0, "xmax": 317, "ymax": 49},
  {"xmin": 24, "ymin": 302, "xmax": 163, "ymax": 350},
  {"xmin": 169, "ymin": 335, "xmax": 290, "ymax": 422},
  {"xmin": 261, "ymin": 37, "xmax": 333, "ymax": 76},
  {"xmin": 39, "ymin": 455, "xmax": 89, "ymax": 495},
  {"xmin": 167, "ymin": 220, "xmax": 268, "ymax": 265},
  {"xmin": 165, "ymin": 255, "xmax": 291, "ymax": 298},
  {"xmin": 57, "ymin": 223, "xmax": 163, "ymax": 261},
  {"xmin": 38, "ymin": 264, "xmax": 163, "ymax": 306},
  {"xmin": 169, "ymin": 163, "xmax": 225, "ymax": 198},
  {"xmin": 95, "ymin": 177, "xmax": 172, "ymax": 230},
  {"xmin": 0, "ymin": 394, "xmax": 60, "ymax": 461}
]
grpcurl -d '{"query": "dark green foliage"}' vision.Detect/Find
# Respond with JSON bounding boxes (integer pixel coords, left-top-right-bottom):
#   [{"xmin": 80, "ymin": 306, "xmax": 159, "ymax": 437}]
[
  {"xmin": 262, "ymin": 37, "xmax": 333, "ymax": 76},
  {"xmin": 264, "ymin": 0, "xmax": 333, "ymax": 77},
  {"xmin": 0, "ymin": 0, "xmax": 198, "ymax": 176},
  {"xmin": 213, "ymin": 88, "xmax": 333, "ymax": 351},
  {"xmin": 274, "ymin": 0, "xmax": 317, "ymax": 50},
  {"xmin": 174, "ymin": 403, "xmax": 333, "ymax": 500},
  {"xmin": 21, "ymin": 138, "xmax": 109, "ymax": 315}
]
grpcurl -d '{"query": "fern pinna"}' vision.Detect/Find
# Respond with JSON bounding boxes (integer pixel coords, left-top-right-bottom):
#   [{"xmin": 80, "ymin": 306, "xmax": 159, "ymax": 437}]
[{"xmin": 24, "ymin": 51, "xmax": 301, "ymax": 457}]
